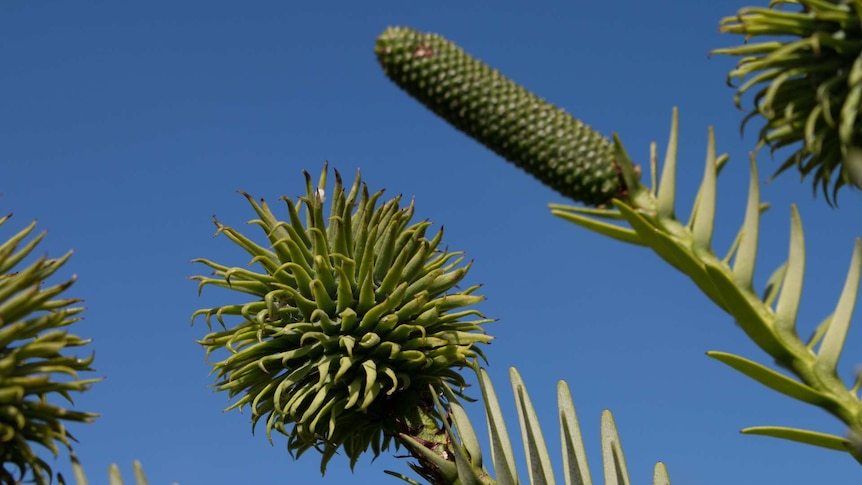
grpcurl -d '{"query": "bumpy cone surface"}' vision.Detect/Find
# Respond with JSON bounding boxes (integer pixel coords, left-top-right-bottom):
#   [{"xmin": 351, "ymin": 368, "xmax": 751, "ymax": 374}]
[
  {"xmin": 192, "ymin": 165, "xmax": 492, "ymax": 472},
  {"xmin": 376, "ymin": 26, "xmax": 625, "ymax": 206},
  {"xmin": 714, "ymin": 1, "xmax": 862, "ymax": 204},
  {"xmin": 0, "ymin": 215, "xmax": 98, "ymax": 485}
]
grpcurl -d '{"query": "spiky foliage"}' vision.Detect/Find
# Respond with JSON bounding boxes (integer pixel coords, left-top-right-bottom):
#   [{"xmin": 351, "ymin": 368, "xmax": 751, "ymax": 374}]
[
  {"xmin": 375, "ymin": 26, "xmax": 628, "ymax": 206},
  {"xmin": 713, "ymin": 0, "xmax": 862, "ymax": 204},
  {"xmin": 58, "ymin": 457, "xmax": 166, "ymax": 485},
  {"xmin": 387, "ymin": 365, "xmax": 672, "ymax": 485},
  {"xmin": 192, "ymin": 165, "xmax": 493, "ymax": 472},
  {"xmin": 556, "ymin": 108, "xmax": 862, "ymax": 464},
  {"xmin": 0, "ymin": 215, "xmax": 98, "ymax": 484}
]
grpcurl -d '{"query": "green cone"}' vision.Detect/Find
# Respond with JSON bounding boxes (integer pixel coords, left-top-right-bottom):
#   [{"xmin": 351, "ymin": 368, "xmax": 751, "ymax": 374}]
[{"xmin": 375, "ymin": 26, "xmax": 626, "ymax": 206}]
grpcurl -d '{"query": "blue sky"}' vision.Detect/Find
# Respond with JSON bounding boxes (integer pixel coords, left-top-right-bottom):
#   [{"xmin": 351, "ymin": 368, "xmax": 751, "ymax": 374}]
[{"xmin": 3, "ymin": 1, "xmax": 862, "ymax": 484}]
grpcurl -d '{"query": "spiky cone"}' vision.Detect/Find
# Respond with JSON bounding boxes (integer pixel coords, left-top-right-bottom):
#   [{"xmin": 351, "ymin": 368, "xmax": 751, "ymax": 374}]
[
  {"xmin": 713, "ymin": 1, "xmax": 862, "ymax": 204},
  {"xmin": 375, "ymin": 26, "xmax": 631, "ymax": 206},
  {"xmin": 191, "ymin": 164, "xmax": 493, "ymax": 477},
  {"xmin": 0, "ymin": 215, "xmax": 98, "ymax": 485}
]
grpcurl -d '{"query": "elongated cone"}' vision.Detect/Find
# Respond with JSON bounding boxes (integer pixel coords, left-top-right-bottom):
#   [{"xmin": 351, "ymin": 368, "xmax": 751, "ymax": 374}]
[
  {"xmin": 0, "ymin": 215, "xmax": 98, "ymax": 485},
  {"xmin": 376, "ymin": 26, "xmax": 627, "ymax": 206},
  {"xmin": 192, "ymin": 165, "xmax": 492, "ymax": 473},
  {"xmin": 713, "ymin": 1, "xmax": 862, "ymax": 204}
]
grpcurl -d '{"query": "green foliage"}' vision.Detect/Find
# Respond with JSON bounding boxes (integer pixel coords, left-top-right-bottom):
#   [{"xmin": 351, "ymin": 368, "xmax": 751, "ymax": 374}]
[
  {"xmin": 6, "ymin": 4, "xmax": 862, "ymax": 484},
  {"xmin": 713, "ymin": 0, "xmax": 862, "ymax": 203},
  {"xmin": 554, "ymin": 108, "xmax": 862, "ymax": 463},
  {"xmin": 373, "ymin": 21, "xmax": 862, "ymax": 469},
  {"xmin": 191, "ymin": 164, "xmax": 492, "ymax": 473},
  {"xmin": 375, "ymin": 26, "xmax": 626, "ymax": 207},
  {"xmin": 387, "ymin": 365, "xmax": 672, "ymax": 485},
  {"xmin": 0, "ymin": 216, "xmax": 98, "ymax": 484},
  {"xmin": 58, "ymin": 457, "xmax": 171, "ymax": 485}
]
